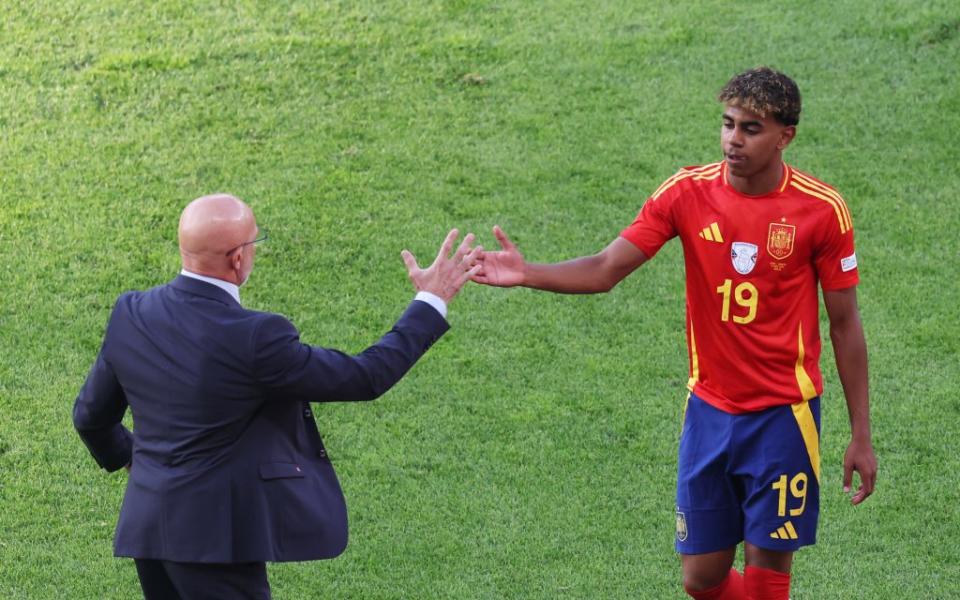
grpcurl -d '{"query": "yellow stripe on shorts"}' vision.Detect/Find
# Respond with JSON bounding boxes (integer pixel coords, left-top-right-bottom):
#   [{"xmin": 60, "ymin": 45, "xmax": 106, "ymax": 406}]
[{"xmin": 791, "ymin": 401, "xmax": 821, "ymax": 484}]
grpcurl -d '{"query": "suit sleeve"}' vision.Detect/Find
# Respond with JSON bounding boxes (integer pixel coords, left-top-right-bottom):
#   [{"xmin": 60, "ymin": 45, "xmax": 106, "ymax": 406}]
[
  {"xmin": 253, "ymin": 300, "xmax": 451, "ymax": 402},
  {"xmin": 73, "ymin": 343, "xmax": 133, "ymax": 472}
]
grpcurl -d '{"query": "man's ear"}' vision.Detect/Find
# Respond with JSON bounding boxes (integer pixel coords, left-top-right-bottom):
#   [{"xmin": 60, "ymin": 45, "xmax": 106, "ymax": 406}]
[
  {"xmin": 229, "ymin": 250, "xmax": 243, "ymax": 278},
  {"xmin": 778, "ymin": 125, "xmax": 797, "ymax": 150}
]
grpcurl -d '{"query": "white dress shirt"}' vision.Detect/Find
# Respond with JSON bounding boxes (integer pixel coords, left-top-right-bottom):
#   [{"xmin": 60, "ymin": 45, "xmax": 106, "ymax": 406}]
[
  {"xmin": 181, "ymin": 269, "xmax": 241, "ymax": 304},
  {"xmin": 179, "ymin": 269, "xmax": 447, "ymax": 318}
]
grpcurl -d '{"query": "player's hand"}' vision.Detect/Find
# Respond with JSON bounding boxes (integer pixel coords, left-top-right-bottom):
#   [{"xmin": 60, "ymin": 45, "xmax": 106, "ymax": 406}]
[
  {"xmin": 842, "ymin": 437, "xmax": 877, "ymax": 505},
  {"xmin": 401, "ymin": 229, "xmax": 482, "ymax": 303},
  {"xmin": 471, "ymin": 225, "xmax": 526, "ymax": 287}
]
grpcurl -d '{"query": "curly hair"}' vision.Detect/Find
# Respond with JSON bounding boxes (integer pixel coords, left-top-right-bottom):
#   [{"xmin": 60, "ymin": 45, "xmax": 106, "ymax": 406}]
[{"xmin": 718, "ymin": 67, "xmax": 801, "ymax": 126}]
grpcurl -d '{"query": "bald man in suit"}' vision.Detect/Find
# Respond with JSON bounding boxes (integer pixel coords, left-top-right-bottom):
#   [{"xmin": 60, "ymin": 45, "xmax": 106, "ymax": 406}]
[{"xmin": 74, "ymin": 194, "xmax": 480, "ymax": 599}]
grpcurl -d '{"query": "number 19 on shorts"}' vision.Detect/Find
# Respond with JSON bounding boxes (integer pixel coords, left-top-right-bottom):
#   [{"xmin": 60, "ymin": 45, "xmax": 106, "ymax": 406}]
[{"xmin": 772, "ymin": 472, "xmax": 808, "ymax": 517}]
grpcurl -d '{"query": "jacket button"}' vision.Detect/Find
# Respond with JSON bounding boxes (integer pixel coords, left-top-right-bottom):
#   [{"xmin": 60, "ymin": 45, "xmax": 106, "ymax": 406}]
[
  {"xmin": 318, "ymin": 449, "xmax": 327, "ymax": 458},
  {"xmin": 303, "ymin": 409, "xmax": 312, "ymax": 418}
]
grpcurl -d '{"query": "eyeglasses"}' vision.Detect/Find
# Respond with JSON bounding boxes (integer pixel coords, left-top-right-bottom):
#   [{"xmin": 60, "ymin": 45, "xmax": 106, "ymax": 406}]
[{"xmin": 225, "ymin": 228, "xmax": 268, "ymax": 256}]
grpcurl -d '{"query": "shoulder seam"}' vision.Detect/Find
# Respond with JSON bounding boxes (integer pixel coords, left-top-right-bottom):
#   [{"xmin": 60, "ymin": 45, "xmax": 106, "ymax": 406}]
[
  {"xmin": 791, "ymin": 172, "xmax": 852, "ymax": 225},
  {"xmin": 651, "ymin": 163, "xmax": 722, "ymax": 200},
  {"xmin": 684, "ymin": 162, "xmax": 724, "ymax": 174},
  {"xmin": 788, "ymin": 167, "xmax": 852, "ymax": 232},
  {"xmin": 788, "ymin": 179, "xmax": 852, "ymax": 233}
]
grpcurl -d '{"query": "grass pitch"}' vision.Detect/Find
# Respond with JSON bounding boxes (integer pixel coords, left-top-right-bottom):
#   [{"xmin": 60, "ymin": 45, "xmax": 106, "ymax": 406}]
[{"xmin": 1, "ymin": 1, "xmax": 958, "ymax": 598}]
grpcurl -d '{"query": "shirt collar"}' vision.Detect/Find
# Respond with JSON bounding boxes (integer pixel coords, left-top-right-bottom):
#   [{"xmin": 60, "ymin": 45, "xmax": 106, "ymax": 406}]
[{"xmin": 180, "ymin": 269, "xmax": 241, "ymax": 305}]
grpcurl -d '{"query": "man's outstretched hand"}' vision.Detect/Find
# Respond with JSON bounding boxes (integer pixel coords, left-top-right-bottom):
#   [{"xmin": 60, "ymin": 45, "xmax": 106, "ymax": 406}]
[
  {"xmin": 402, "ymin": 229, "xmax": 482, "ymax": 303},
  {"xmin": 471, "ymin": 226, "xmax": 526, "ymax": 288}
]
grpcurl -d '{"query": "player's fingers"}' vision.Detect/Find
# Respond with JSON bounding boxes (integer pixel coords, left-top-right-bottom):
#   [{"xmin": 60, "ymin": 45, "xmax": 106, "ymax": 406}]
[
  {"xmin": 842, "ymin": 462, "xmax": 853, "ymax": 493},
  {"xmin": 851, "ymin": 485, "xmax": 869, "ymax": 505},
  {"xmin": 401, "ymin": 250, "xmax": 420, "ymax": 275},
  {"xmin": 862, "ymin": 465, "xmax": 877, "ymax": 496},
  {"xmin": 493, "ymin": 225, "xmax": 517, "ymax": 252},
  {"xmin": 434, "ymin": 228, "xmax": 459, "ymax": 264}
]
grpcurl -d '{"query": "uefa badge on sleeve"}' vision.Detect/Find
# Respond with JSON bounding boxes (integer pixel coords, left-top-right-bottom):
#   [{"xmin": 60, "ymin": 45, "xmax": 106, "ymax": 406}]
[
  {"xmin": 675, "ymin": 508, "xmax": 688, "ymax": 542},
  {"xmin": 841, "ymin": 252, "xmax": 858, "ymax": 272}
]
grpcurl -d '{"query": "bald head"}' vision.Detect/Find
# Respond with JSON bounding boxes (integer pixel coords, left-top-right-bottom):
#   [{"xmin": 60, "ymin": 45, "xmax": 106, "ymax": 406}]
[{"xmin": 179, "ymin": 194, "xmax": 258, "ymax": 284}]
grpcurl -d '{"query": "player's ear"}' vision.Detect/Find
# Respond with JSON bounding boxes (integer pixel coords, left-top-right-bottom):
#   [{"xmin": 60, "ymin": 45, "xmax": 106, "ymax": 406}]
[{"xmin": 777, "ymin": 125, "xmax": 797, "ymax": 150}]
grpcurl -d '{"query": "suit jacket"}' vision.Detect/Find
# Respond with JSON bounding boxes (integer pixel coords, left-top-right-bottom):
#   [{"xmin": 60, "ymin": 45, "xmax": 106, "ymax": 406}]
[{"xmin": 73, "ymin": 275, "xmax": 449, "ymax": 563}]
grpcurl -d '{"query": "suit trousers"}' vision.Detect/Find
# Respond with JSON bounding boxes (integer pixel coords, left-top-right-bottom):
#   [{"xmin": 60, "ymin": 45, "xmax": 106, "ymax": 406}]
[{"xmin": 134, "ymin": 559, "xmax": 270, "ymax": 600}]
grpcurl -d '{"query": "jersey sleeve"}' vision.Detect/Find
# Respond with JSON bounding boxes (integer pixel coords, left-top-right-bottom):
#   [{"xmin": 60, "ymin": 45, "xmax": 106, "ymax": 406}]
[
  {"xmin": 814, "ymin": 204, "xmax": 860, "ymax": 291},
  {"xmin": 620, "ymin": 175, "xmax": 682, "ymax": 258}
]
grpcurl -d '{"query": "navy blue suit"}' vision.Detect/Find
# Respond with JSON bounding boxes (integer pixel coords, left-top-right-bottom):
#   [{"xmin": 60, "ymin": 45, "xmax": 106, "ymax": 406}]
[{"xmin": 74, "ymin": 275, "xmax": 449, "ymax": 565}]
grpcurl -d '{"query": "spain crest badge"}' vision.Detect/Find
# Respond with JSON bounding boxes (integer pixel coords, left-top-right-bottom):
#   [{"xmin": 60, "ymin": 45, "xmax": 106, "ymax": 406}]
[{"xmin": 767, "ymin": 223, "xmax": 796, "ymax": 260}]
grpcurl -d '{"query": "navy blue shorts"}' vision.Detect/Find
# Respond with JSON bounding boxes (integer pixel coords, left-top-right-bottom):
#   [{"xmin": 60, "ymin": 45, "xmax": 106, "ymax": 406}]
[{"xmin": 675, "ymin": 393, "xmax": 821, "ymax": 554}]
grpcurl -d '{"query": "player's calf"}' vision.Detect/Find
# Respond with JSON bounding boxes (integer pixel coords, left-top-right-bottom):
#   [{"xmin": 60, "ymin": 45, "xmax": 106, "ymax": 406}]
[{"xmin": 744, "ymin": 565, "xmax": 790, "ymax": 600}]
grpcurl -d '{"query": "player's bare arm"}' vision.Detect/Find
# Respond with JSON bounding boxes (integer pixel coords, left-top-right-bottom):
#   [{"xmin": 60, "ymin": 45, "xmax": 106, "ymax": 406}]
[
  {"xmin": 823, "ymin": 286, "xmax": 877, "ymax": 505},
  {"xmin": 472, "ymin": 225, "xmax": 648, "ymax": 293}
]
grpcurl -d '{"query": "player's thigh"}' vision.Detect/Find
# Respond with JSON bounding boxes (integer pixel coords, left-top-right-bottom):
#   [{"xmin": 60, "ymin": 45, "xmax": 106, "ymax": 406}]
[
  {"xmin": 738, "ymin": 398, "xmax": 821, "ymax": 552},
  {"xmin": 676, "ymin": 394, "xmax": 744, "ymax": 554}
]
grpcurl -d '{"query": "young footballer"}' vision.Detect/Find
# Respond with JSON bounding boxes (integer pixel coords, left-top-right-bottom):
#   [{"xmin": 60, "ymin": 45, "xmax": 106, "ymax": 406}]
[{"xmin": 472, "ymin": 67, "xmax": 877, "ymax": 599}]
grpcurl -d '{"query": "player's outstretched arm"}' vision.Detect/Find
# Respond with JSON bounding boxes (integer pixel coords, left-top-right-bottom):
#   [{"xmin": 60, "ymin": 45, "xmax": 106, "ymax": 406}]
[
  {"xmin": 824, "ymin": 286, "xmax": 877, "ymax": 505},
  {"xmin": 471, "ymin": 226, "xmax": 648, "ymax": 294}
]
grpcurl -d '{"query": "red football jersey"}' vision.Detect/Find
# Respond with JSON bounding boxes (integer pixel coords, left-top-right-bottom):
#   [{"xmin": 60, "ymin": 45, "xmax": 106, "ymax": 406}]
[{"xmin": 621, "ymin": 161, "xmax": 859, "ymax": 413}]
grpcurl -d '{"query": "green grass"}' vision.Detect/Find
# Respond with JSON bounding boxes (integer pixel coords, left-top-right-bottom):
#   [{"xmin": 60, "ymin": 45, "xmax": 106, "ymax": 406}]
[{"xmin": 1, "ymin": 0, "xmax": 959, "ymax": 598}]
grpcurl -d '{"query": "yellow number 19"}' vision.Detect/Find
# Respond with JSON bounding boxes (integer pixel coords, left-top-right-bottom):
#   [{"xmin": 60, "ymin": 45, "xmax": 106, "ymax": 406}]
[
  {"xmin": 716, "ymin": 279, "xmax": 758, "ymax": 324},
  {"xmin": 772, "ymin": 473, "xmax": 808, "ymax": 517}
]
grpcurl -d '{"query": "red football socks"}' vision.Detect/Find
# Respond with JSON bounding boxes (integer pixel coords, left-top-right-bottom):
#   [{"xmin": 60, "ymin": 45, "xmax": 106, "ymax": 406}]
[
  {"xmin": 744, "ymin": 565, "xmax": 791, "ymax": 600},
  {"xmin": 685, "ymin": 568, "xmax": 745, "ymax": 600}
]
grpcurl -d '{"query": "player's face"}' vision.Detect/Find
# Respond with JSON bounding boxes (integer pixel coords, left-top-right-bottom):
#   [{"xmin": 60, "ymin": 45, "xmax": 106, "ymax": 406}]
[{"xmin": 721, "ymin": 105, "xmax": 795, "ymax": 179}]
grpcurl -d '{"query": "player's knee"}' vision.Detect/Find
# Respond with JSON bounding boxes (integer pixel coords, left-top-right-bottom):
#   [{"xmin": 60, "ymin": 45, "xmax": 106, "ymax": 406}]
[
  {"xmin": 744, "ymin": 543, "xmax": 794, "ymax": 573},
  {"xmin": 681, "ymin": 549, "xmax": 736, "ymax": 593},
  {"xmin": 682, "ymin": 567, "xmax": 726, "ymax": 593}
]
